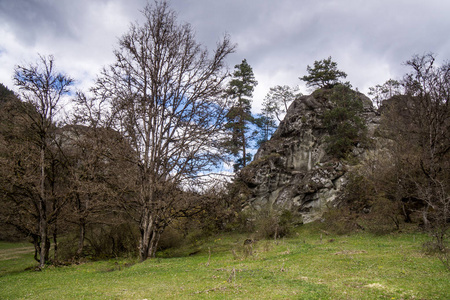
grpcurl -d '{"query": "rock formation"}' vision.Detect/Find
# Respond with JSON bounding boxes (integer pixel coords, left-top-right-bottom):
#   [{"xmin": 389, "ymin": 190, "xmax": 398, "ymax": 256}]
[{"xmin": 240, "ymin": 87, "xmax": 378, "ymax": 223}]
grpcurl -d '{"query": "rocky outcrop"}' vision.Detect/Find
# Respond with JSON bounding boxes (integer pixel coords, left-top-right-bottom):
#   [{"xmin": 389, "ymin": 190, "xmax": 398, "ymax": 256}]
[{"xmin": 240, "ymin": 87, "xmax": 378, "ymax": 223}]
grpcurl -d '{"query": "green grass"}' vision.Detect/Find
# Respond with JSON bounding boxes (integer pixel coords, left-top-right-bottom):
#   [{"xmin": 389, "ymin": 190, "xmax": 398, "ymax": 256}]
[
  {"xmin": 0, "ymin": 226, "xmax": 449, "ymax": 299},
  {"xmin": 0, "ymin": 242, "xmax": 36, "ymax": 277}
]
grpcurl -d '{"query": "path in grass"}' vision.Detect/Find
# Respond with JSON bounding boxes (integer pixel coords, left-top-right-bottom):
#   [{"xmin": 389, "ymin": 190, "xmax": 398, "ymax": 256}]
[
  {"xmin": 0, "ymin": 242, "xmax": 36, "ymax": 277},
  {"xmin": 0, "ymin": 245, "xmax": 34, "ymax": 261}
]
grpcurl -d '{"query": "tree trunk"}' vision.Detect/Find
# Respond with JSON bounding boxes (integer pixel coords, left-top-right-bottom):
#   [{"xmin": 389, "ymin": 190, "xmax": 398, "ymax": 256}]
[
  {"xmin": 422, "ymin": 205, "xmax": 430, "ymax": 230},
  {"xmin": 39, "ymin": 218, "xmax": 48, "ymax": 268},
  {"xmin": 39, "ymin": 147, "xmax": 48, "ymax": 268},
  {"xmin": 44, "ymin": 235, "xmax": 50, "ymax": 262},
  {"xmin": 32, "ymin": 234, "xmax": 40, "ymax": 263},
  {"xmin": 241, "ymin": 118, "xmax": 247, "ymax": 167},
  {"xmin": 75, "ymin": 192, "xmax": 86, "ymax": 258},
  {"xmin": 53, "ymin": 225, "xmax": 58, "ymax": 262},
  {"xmin": 148, "ymin": 229, "xmax": 161, "ymax": 258},
  {"xmin": 76, "ymin": 221, "xmax": 86, "ymax": 257},
  {"xmin": 139, "ymin": 208, "xmax": 154, "ymax": 262},
  {"xmin": 402, "ymin": 203, "xmax": 412, "ymax": 223}
]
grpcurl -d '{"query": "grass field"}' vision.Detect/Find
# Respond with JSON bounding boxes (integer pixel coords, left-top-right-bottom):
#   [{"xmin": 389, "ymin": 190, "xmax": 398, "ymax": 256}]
[{"xmin": 0, "ymin": 225, "xmax": 449, "ymax": 299}]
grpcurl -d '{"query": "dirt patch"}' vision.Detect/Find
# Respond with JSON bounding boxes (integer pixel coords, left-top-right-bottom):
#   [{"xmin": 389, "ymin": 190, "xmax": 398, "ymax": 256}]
[
  {"xmin": 0, "ymin": 246, "xmax": 34, "ymax": 261},
  {"xmin": 364, "ymin": 283, "xmax": 386, "ymax": 289},
  {"xmin": 333, "ymin": 250, "xmax": 367, "ymax": 255}
]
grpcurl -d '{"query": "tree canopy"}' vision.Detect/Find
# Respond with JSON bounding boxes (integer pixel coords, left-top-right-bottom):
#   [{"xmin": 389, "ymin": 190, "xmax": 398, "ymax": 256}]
[{"xmin": 300, "ymin": 56, "xmax": 347, "ymax": 89}]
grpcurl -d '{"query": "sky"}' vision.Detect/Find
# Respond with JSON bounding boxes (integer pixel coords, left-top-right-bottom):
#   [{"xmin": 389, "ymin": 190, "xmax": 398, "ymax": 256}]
[{"xmin": 1, "ymin": 0, "xmax": 450, "ymax": 113}]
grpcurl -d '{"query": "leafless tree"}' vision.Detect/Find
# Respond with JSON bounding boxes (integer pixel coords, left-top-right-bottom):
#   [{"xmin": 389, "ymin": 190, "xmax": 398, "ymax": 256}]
[
  {"xmin": 51, "ymin": 89, "xmax": 141, "ymax": 258},
  {"xmin": 368, "ymin": 79, "xmax": 402, "ymax": 108},
  {"xmin": 402, "ymin": 54, "xmax": 450, "ymax": 249},
  {"xmin": 378, "ymin": 54, "xmax": 449, "ymax": 248},
  {"xmin": 13, "ymin": 54, "xmax": 73, "ymax": 268},
  {"xmin": 262, "ymin": 85, "xmax": 299, "ymax": 122},
  {"xmin": 92, "ymin": 1, "xmax": 235, "ymax": 261}
]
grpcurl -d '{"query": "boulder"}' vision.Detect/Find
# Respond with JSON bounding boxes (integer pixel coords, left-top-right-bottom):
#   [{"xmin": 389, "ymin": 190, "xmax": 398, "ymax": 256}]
[{"xmin": 240, "ymin": 87, "xmax": 378, "ymax": 223}]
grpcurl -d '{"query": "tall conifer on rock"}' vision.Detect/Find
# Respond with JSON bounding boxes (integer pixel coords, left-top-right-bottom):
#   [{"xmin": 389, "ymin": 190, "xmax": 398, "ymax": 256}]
[{"xmin": 225, "ymin": 59, "xmax": 258, "ymax": 171}]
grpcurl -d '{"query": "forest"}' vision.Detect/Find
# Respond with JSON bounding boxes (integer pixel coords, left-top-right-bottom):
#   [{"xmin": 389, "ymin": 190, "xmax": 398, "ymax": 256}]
[{"xmin": 0, "ymin": 0, "xmax": 448, "ymax": 276}]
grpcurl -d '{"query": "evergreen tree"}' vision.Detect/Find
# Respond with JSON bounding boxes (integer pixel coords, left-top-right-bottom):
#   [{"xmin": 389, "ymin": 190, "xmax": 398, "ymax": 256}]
[
  {"xmin": 300, "ymin": 56, "xmax": 347, "ymax": 89},
  {"xmin": 225, "ymin": 59, "xmax": 258, "ymax": 171},
  {"xmin": 321, "ymin": 84, "xmax": 366, "ymax": 158}
]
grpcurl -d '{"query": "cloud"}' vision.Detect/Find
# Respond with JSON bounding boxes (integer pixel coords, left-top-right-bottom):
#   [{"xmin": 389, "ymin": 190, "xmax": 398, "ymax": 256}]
[
  {"xmin": 0, "ymin": 0, "xmax": 147, "ymax": 90},
  {"xmin": 0, "ymin": 0, "xmax": 449, "ymax": 113}
]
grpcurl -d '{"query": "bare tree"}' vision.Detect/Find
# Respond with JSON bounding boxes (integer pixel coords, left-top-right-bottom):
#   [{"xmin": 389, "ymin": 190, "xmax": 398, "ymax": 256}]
[
  {"xmin": 54, "ymin": 90, "xmax": 141, "ymax": 259},
  {"xmin": 13, "ymin": 54, "xmax": 73, "ymax": 268},
  {"xmin": 402, "ymin": 54, "xmax": 450, "ymax": 249},
  {"xmin": 377, "ymin": 54, "xmax": 449, "ymax": 249},
  {"xmin": 368, "ymin": 79, "xmax": 402, "ymax": 108},
  {"xmin": 262, "ymin": 85, "xmax": 299, "ymax": 122},
  {"xmin": 60, "ymin": 125, "xmax": 123, "ymax": 257},
  {"xmin": 92, "ymin": 1, "xmax": 235, "ymax": 261}
]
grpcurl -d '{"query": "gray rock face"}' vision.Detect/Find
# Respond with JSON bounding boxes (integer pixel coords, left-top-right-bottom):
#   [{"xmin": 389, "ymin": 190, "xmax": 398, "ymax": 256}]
[{"xmin": 240, "ymin": 88, "xmax": 378, "ymax": 223}]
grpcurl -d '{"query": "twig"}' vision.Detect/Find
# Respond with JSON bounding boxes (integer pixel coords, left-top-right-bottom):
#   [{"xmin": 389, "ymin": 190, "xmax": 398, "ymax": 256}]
[
  {"xmin": 227, "ymin": 267, "xmax": 236, "ymax": 283},
  {"xmin": 206, "ymin": 247, "xmax": 211, "ymax": 267}
]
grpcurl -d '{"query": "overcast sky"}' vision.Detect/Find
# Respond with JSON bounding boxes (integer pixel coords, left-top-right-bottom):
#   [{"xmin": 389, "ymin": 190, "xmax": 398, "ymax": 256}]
[{"xmin": 1, "ymin": 0, "xmax": 449, "ymax": 113}]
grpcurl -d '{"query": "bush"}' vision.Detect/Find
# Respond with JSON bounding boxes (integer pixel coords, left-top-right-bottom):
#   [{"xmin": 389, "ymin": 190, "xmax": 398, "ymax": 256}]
[
  {"xmin": 320, "ymin": 206, "xmax": 363, "ymax": 235},
  {"xmin": 0, "ymin": 224, "xmax": 27, "ymax": 242},
  {"xmin": 83, "ymin": 223, "xmax": 139, "ymax": 259},
  {"xmin": 423, "ymin": 240, "xmax": 450, "ymax": 271},
  {"xmin": 360, "ymin": 197, "xmax": 402, "ymax": 234},
  {"xmin": 234, "ymin": 206, "xmax": 300, "ymax": 240},
  {"xmin": 157, "ymin": 225, "xmax": 185, "ymax": 251},
  {"xmin": 321, "ymin": 172, "xmax": 404, "ymax": 235}
]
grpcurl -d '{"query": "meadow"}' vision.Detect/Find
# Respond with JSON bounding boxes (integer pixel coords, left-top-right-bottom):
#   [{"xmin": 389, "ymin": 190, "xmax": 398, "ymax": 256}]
[{"xmin": 0, "ymin": 225, "xmax": 449, "ymax": 299}]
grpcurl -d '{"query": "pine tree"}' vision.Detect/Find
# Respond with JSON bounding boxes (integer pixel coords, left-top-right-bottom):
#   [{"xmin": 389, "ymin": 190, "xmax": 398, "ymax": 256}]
[
  {"xmin": 300, "ymin": 56, "xmax": 347, "ymax": 89},
  {"xmin": 225, "ymin": 59, "xmax": 258, "ymax": 171}
]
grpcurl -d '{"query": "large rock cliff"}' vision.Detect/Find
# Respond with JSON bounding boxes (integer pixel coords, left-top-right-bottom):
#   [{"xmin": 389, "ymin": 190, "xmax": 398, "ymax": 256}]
[{"xmin": 240, "ymin": 87, "xmax": 378, "ymax": 223}]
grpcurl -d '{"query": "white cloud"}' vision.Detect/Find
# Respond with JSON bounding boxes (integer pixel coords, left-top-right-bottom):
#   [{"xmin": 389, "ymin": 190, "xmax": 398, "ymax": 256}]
[{"xmin": 0, "ymin": 0, "xmax": 449, "ymax": 113}]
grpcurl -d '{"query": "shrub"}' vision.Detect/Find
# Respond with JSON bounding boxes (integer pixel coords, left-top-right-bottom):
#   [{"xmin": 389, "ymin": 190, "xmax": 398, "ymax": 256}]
[
  {"xmin": 360, "ymin": 196, "xmax": 402, "ymax": 235},
  {"xmin": 83, "ymin": 223, "xmax": 139, "ymax": 259},
  {"xmin": 157, "ymin": 225, "xmax": 185, "ymax": 251},
  {"xmin": 238, "ymin": 206, "xmax": 300, "ymax": 240},
  {"xmin": 321, "ymin": 171, "xmax": 405, "ymax": 235},
  {"xmin": 320, "ymin": 206, "xmax": 363, "ymax": 235}
]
